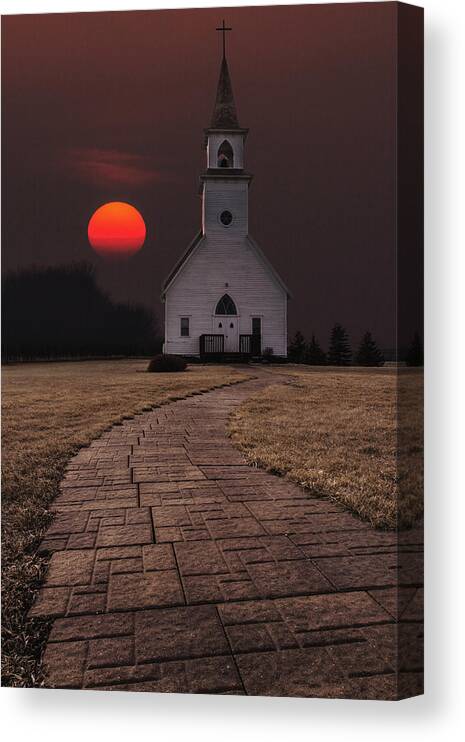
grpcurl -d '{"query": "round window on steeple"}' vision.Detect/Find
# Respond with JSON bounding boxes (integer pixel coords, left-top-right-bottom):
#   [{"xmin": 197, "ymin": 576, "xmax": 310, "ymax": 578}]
[{"xmin": 220, "ymin": 210, "xmax": 233, "ymax": 227}]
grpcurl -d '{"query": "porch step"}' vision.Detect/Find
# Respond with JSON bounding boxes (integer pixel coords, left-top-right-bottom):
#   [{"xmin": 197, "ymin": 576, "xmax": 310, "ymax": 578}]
[
  {"xmin": 200, "ymin": 352, "xmax": 250, "ymax": 364},
  {"xmin": 222, "ymin": 353, "xmax": 249, "ymax": 363}
]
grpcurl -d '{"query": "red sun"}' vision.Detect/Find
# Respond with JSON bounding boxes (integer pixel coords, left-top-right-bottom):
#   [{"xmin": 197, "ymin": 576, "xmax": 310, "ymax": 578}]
[{"xmin": 88, "ymin": 202, "xmax": 146, "ymax": 257}]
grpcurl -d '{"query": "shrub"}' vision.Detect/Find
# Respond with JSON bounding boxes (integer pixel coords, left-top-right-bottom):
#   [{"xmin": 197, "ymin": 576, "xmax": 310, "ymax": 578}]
[
  {"xmin": 261, "ymin": 348, "xmax": 274, "ymax": 363},
  {"xmin": 147, "ymin": 354, "xmax": 187, "ymax": 373}
]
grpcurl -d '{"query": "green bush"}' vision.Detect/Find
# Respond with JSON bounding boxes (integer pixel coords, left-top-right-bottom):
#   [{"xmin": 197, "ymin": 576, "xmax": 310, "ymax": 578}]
[
  {"xmin": 147, "ymin": 354, "xmax": 187, "ymax": 373},
  {"xmin": 262, "ymin": 347, "xmax": 274, "ymax": 363}
]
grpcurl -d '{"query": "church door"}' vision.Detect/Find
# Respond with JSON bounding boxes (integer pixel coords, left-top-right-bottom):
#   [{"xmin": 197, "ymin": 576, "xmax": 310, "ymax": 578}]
[
  {"xmin": 224, "ymin": 319, "xmax": 238, "ymax": 352},
  {"xmin": 214, "ymin": 317, "xmax": 238, "ymax": 352},
  {"xmin": 214, "ymin": 294, "xmax": 239, "ymax": 352}
]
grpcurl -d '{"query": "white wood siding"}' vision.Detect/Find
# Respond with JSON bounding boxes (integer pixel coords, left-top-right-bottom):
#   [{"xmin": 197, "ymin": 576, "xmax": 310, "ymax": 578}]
[
  {"xmin": 164, "ymin": 232, "xmax": 287, "ymax": 356},
  {"xmin": 202, "ymin": 181, "xmax": 248, "ymax": 236}
]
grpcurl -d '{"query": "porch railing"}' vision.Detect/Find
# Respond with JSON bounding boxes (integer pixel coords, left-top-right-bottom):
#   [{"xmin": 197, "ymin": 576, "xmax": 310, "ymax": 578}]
[
  {"xmin": 200, "ymin": 334, "xmax": 224, "ymax": 356},
  {"xmin": 240, "ymin": 334, "xmax": 261, "ymax": 355}
]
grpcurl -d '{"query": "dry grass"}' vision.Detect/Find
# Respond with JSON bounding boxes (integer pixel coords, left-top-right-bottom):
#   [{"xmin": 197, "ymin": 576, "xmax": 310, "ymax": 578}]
[
  {"xmin": 1, "ymin": 359, "xmax": 253, "ymax": 687},
  {"xmin": 229, "ymin": 366, "xmax": 423, "ymax": 531}
]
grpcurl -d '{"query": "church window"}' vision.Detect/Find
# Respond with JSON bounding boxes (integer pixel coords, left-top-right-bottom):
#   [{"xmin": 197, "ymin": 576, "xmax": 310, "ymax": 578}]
[
  {"xmin": 215, "ymin": 294, "xmax": 237, "ymax": 315},
  {"xmin": 217, "ymin": 140, "xmax": 234, "ymax": 168},
  {"xmin": 180, "ymin": 317, "xmax": 189, "ymax": 336},
  {"xmin": 220, "ymin": 210, "xmax": 233, "ymax": 226}
]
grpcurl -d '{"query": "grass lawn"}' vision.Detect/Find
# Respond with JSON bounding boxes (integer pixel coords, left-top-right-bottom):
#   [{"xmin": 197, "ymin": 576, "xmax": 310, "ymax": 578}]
[
  {"xmin": 1, "ymin": 359, "xmax": 253, "ymax": 686},
  {"xmin": 229, "ymin": 365, "xmax": 423, "ymax": 530}
]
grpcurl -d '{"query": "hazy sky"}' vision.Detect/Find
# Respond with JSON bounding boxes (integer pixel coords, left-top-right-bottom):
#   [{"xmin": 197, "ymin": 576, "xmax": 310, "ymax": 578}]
[{"xmin": 2, "ymin": 3, "xmax": 411, "ymax": 349}]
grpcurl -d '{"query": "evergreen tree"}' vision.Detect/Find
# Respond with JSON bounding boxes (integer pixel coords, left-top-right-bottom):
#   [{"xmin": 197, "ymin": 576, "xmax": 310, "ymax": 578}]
[
  {"xmin": 288, "ymin": 330, "xmax": 306, "ymax": 363},
  {"xmin": 356, "ymin": 331, "xmax": 385, "ymax": 367},
  {"xmin": 304, "ymin": 333, "xmax": 326, "ymax": 365},
  {"xmin": 405, "ymin": 331, "xmax": 423, "ymax": 366},
  {"xmin": 327, "ymin": 323, "xmax": 352, "ymax": 366}
]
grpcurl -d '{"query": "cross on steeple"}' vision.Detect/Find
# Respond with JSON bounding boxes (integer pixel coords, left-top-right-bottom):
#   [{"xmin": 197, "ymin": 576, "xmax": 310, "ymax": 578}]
[{"xmin": 216, "ymin": 19, "xmax": 232, "ymax": 59}]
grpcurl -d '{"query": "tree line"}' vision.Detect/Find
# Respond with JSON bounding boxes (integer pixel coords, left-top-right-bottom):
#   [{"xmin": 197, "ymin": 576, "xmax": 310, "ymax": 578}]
[
  {"xmin": 288, "ymin": 324, "xmax": 423, "ymax": 367},
  {"xmin": 2, "ymin": 263, "xmax": 161, "ymax": 361}
]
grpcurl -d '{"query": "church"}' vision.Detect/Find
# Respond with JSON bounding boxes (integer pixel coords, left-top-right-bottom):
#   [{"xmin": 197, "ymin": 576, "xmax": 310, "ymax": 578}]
[{"xmin": 162, "ymin": 24, "xmax": 290, "ymax": 359}]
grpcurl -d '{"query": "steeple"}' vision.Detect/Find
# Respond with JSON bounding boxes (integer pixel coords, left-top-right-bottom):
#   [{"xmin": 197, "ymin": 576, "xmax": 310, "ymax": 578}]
[
  {"xmin": 210, "ymin": 56, "xmax": 240, "ymax": 129},
  {"xmin": 202, "ymin": 22, "xmax": 250, "ymax": 178}
]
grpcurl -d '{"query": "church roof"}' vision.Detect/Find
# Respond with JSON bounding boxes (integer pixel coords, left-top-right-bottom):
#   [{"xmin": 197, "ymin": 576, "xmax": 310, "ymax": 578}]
[
  {"xmin": 210, "ymin": 56, "xmax": 240, "ymax": 129},
  {"xmin": 161, "ymin": 231, "xmax": 203, "ymax": 298}
]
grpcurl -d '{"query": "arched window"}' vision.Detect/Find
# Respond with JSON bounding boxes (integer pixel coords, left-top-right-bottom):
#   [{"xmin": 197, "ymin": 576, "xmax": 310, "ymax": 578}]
[
  {"xmin": 215, "ymin": 294, "xmax": 237, "ymax": 315},
  {"xmin": 217, "ymin": 140, "xmax": 234, "ymax": 168}
]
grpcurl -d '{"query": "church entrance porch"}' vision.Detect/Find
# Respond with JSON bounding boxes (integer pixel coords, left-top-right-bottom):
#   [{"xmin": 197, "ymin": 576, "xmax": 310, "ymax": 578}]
[{"xmin": 199, "ymin": 333, "xmax": 255, "ymax": 361}]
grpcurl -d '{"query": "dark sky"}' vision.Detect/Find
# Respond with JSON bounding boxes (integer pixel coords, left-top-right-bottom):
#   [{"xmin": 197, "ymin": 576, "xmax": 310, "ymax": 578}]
[{"xmin": 3, "ymin": 2, "xmax": 403, "ymax": 349}]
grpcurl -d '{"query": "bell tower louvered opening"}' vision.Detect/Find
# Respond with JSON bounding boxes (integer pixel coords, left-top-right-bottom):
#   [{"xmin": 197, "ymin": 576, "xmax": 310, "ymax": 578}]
[{"xmin": 217, "ymin": 139, "xmax": 234, "ymax": 168}]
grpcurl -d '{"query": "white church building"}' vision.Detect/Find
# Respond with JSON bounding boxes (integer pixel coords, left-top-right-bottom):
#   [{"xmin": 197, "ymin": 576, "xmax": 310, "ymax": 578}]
[{"xmin": 162, "ymin": 29, "xmax": 290, "ymax": 359}]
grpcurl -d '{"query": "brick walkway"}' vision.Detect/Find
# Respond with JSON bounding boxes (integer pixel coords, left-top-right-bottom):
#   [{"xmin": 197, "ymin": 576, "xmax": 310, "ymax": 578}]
[{"xmin": 30, "ymin": 374, "xmax": 423, "ymax": 699}]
